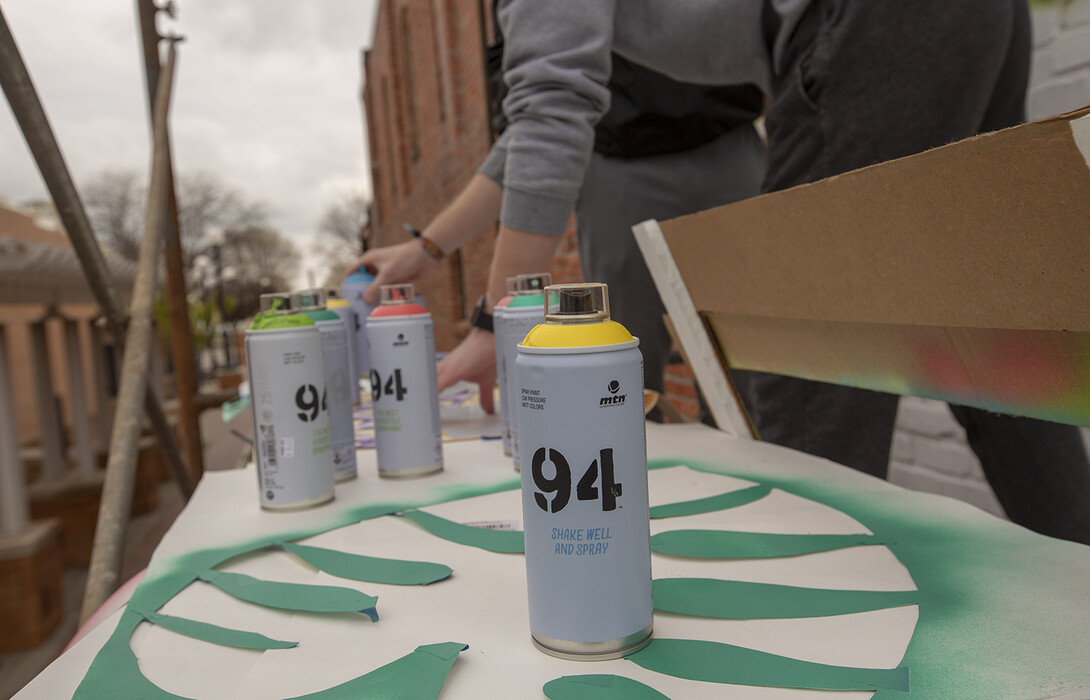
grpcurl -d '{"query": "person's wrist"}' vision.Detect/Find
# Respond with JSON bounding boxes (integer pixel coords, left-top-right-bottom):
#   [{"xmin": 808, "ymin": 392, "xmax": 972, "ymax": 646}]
[
  {"xmin": 417, "ymin": 234, "xmax": 445, "ymax": 263},
  {"xmin": 469, "ymin": 293, "xmax": 493, "ymax": 333}
]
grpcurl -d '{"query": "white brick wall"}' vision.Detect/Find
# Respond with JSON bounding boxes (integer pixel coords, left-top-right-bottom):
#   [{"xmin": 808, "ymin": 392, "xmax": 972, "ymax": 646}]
[{"xmin": 888, "ymin": 0, "xmax": 1090, "ymax": 517}]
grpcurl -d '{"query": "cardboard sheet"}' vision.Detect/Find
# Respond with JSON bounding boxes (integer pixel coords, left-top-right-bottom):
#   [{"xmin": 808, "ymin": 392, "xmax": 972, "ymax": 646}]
[{"xmin": 657, "ymin": 107, "xmax": 1090, "ymax": 425}]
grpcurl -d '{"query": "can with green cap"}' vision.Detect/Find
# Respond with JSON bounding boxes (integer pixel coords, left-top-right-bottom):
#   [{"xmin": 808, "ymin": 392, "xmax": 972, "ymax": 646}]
[
  {"xmin": 245, "ymin": 292, "xmax": 333, "ymax": 510},
  {"xmin": 292, "ymin": 288, "xmax": 357, "ymax": 483},
  {"xmin": 244, "ymin": 292, "xmax": 335, "ymax": 510},
  {"xmin": 515, "ymin": 282, "xmax": 651, "ymax": 659}
]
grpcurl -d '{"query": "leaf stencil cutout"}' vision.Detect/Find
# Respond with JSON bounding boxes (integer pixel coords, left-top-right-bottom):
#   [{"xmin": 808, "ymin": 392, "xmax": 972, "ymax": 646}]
[
  {"xmin": 135, "ymin": 609, "xmax": 298, "ymax": 649},
  {"xmin": 287, "ymin": 642, "xmax": 469, "ymax": 700},
  {"xmin": 653, "ymin": 578, "xmax": 920, "ymax": 619},
  {"xmin": 628, "ymin": 638, "xmax": 909, "ymax": 692},
  {"xmin": 400, "ymin": 510, "xmax": 525, "ymax": 553},
  {"xmin": 198, "ymin": 570, "xmax": 379, "ymax": 621},
  {"xmin": 650, "ymin": 529, "xmax": 882, "ymax": 559},
  {"xmin": 544, "ymin": 674, "xmax": 670, "ymax": 699},
  {"xmin": 650, "ymin": 484, "xmax": 772, "ymax": 519},
  {"xmin": 280, "ymin": 542, "xmax": 453, "ymax": 585}
]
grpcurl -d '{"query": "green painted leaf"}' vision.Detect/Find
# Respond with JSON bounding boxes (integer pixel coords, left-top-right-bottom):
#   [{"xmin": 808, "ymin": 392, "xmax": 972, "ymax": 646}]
[
  {"xmin": 287, "ymin": 642, "xmax": 468, "ymax": 699},
  {"xmin": 135, "ymin": 609, "xmax": 297, "ymax": 649},
  {"xmin": 400, "ymin": 510, "xmax": 524, "ymax": 553},
  {"xmin": 650, "ymin": 529, "xmax": 881, "ymax": 559},
  {"xmin": 198, "ymin": 570, "xmax": 379, "ymax": 621},
  {"xmin": 650, "ymin": 484, "xmax": 772, "ymax": 519},
  {"xmin": 653, "ymin": 578, "xmax": 919, "ymax": 619},
  {"xmin": 280, "ymin": 542, "xmax": 452, "ymax": 585},
  {"xmin": 544, "ymin": 674, "xmax": 670, "ymax": 699},
  {"xmin": 628, "ymin": 638, "xmax": 909, "ymax": 692}
]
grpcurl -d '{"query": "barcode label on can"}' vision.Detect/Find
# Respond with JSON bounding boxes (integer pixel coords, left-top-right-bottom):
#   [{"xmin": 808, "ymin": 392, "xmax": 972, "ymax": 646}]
[{"xmin": 260, "ymin": 424, "xmax": 277, "ymax": 466}]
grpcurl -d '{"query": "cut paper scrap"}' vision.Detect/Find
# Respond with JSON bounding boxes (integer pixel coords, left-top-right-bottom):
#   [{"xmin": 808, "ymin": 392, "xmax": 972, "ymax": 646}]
[
  {"xmin": 279, "ymin": 542, "xmax": 453, "ymax": 585},
  {"xmin": 652, "ymin": 577, "xmax": 920, "ymax": 619},
  {"xmin": 650, "ymin": 529, "xmax": 882, "ymax": 559},
  {"xmin": 628, "ymin": 638, "xmax": 909, "ymax": 692},
  {"xmin": 400, "ymin": 509, "xmax": 525, "ymax": 553},
  {"xmin": 649, "ymin": 484, "xmax": 772, "ymax": 519},
  {"xmin": 134, "ymin": 609, "xmax": 298, "ymax": 650},
  {"xmin": 197, "ymin": 569, "xmax": 380, "ymax": 621},
  {"xmin": 543, "ymin": 674, "xmax": 669, "ymax": 700},
  {"xmin": 287, "ymin": 642, "xmax": 469, "ymax": 700}
]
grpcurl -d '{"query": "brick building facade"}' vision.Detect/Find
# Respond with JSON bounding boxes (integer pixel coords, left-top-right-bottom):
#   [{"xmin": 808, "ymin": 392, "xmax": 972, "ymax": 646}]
[{"xmin": 361, "ymin": 0, "xmax": 580, "ymax": 353}]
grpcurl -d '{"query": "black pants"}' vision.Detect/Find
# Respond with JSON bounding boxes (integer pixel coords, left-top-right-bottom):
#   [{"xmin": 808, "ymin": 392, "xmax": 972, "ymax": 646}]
[{"xmin": 748, "ymin": 0, "xmax": 1090, "ymax": 544}]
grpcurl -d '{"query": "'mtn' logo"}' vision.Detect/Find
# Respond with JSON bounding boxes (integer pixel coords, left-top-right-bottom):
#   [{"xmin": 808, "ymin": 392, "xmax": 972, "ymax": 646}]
[
  {"xmin": 599, "ymin": 379, "xmax": 625, "ymax": 406},
  {"xmin": 393, "ymin": 332, "xmax": 409, "ymax": 347}
]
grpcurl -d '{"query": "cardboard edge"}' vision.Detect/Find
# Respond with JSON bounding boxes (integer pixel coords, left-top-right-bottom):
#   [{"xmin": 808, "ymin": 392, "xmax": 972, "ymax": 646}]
[
  {"xmin": 1070, "ymin": 112, "xmax": 1090, "ymax": 173},
  {"xmin": 631, "ymin": 219, "xmax": 752, "ymax": 438}
]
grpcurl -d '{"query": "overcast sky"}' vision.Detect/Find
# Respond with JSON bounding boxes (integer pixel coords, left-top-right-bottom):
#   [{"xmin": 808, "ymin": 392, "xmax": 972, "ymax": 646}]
[{"xmin": 0, "ymin": 0, "xmax": 377, "ymax": 278}]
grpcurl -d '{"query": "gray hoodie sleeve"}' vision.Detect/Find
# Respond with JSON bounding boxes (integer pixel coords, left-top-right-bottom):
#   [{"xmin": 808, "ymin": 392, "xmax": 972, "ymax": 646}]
[{"xmin": 490, "ymin": 0, "xmax": 775, "ymax": 237}]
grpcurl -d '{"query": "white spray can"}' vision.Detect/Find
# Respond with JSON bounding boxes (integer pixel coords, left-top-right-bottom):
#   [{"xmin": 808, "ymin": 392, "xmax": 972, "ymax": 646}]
[
  {"xmin": 325, "ymin": 290, "xmax": 360, "ymax": 406},
  {"xmin": 366, "ymin": 283, "xmax": 443, "ymax": 478},
  {"xmin": 293, "ymin": 288, "xmax": 358, "ymax": 482},
  {"xmin": 491, "ymin": 277, "xmax": 518, "ymax": 457},
  {"xmin": 245, "ymin": 293, "xmax": 335, "ymax": 510},
  {"xmin": 516, "ymin": 282, "xmax": 652, "ymax": 659},
  {"xmin": 504, "ymin": 272, "xmax": 550, "ymax": 471},
  {"xmin": 340, "ymin": 268, "xmax": 377, "ymax": 386}
]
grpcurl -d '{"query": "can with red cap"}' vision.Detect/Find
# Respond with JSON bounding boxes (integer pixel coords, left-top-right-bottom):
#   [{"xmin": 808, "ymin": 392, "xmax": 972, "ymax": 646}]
[{"xmin": 366, "ymin": 283, "xmax": 443, "ymax": 478}]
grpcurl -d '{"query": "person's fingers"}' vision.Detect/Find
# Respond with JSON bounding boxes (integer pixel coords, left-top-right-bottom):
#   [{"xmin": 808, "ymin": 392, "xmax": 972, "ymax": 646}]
[{"xmin": 477, "ymin": 379, "xmax": 495, "ymax": 414}]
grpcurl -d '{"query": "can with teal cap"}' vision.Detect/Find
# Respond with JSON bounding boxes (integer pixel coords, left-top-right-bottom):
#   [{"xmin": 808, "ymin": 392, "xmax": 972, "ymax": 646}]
[
  {"xmin": 492, "ymin": 277, "xmax": 518, "ymax": 457},
  {"xmin": 292, "ymin": 288, "xmax": 357, "ymax": 483},
  {"xmin": 516, "ymin": 282, "xmax": 651, "ymax": 659},
  {"xmin": 245, "ymin": 292, "xmax": 335, "ymax": 510},
  {"xmin": 367, "ymin": 283, "xmax": 443, "ymax": 478},
  {"xmin": 325, "ymin": 289, "xmax": 360, "ymax": 405},
  {"xmin": 504, "ymin": 272, "xmax": 551, "ymax": 471},
  {"xmin": 340, "ymin": 268, "xmax": 377, "ymax": 384}
]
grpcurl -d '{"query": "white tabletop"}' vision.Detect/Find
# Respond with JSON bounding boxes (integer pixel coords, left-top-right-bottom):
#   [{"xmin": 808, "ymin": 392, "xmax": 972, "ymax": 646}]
[{"xmin": 17, "ymin": 421, "xmax": 1090, "ymax": 699}]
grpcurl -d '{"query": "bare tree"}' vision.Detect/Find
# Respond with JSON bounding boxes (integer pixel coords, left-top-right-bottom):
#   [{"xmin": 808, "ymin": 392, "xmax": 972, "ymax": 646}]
[
  {"xmin": 318, "ymin": 189, "xmax": 370, "ymax": 249},
  {"xmin": 83, "ymin": 168, "xmax": 269, "ymax": 281},
  {"xmin": 219, "ymin": 225, "xmax": 300, "ymax": 318},
  {"xmin": 316, "ymin": 189, "xmax": 371, "ymax": 287},
  {"xmin": 84, "ymin": 169, "xmax": 145, "ymax": 262}
]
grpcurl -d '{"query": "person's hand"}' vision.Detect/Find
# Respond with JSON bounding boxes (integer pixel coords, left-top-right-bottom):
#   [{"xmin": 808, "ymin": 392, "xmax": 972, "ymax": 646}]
[
  {"xmin": 349, "ymin": 240, "xmax": 439, "ymax": 304},
  {"xmin": 437, "ymin": 328, "xmax": 497, "ymax": 414}
]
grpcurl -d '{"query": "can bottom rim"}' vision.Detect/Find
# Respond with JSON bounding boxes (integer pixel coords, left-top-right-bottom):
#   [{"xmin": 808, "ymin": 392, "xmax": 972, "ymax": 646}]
[
  {"xmin": 260, "ymin": 491, "xmax": 335, "ymax": 512},
  {"xmin": 531, "ymin": 625, "xmax": 653, "ymax": 661},
  {"xmin": 378, "ymin": 463, "xmax": 443, "ymax": 479}
]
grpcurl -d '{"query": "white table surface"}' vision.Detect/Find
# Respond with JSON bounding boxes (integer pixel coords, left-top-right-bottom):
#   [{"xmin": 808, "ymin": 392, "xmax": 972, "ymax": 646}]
[{"xmin": 16, "ymin": 421, "xmax": 1090, "ymax": 699}]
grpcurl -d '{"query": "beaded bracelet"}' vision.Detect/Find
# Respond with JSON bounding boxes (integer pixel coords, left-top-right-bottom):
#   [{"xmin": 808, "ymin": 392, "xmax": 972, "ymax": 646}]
[{"xmin": 418, "ymin": 235, "xmax": 445, "ymax": 262}]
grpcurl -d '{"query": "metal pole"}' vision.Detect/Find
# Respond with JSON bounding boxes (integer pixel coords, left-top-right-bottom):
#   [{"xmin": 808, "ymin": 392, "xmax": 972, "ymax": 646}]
[
  {"xmin": 81, "ymin": 39, "xmax": 179, "ymax": 624},
  {"xmin": 0, "ymin": 3, "xmax": 192, "ymax": 497},
  {"xmin": 136, "ymin": 0, "xmax": 205, "ymax": 482}
]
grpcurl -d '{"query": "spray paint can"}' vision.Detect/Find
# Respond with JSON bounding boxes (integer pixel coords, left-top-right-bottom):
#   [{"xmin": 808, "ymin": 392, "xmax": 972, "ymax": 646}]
[
  {"xmin": 245, "ymin": 293, "xmax": 335, "ymax": 510},
  {"xmin": 492, "ymin": 277, "xmax": 518, "ymax": 457},
  {"xmin": 325, "ymin": 290, "xmax": 360, "ymax": 406},
  {"xmin": 516, "ymin": 282, "xmax": 651, "ymax": 659},
  {"xmin": 340, "ymin": 268, "xmax": 377, "ymax": 385},
  {"xmin": 505, "ymin": 273, "xmax": 551, "ymax": 471},
  {"xmin": 367, "ymin": 283, "xmax": 443, "ymax": 478},
  {"xmin": 293, "ymin": 288, "xmax": 358, "ymax": 483}
]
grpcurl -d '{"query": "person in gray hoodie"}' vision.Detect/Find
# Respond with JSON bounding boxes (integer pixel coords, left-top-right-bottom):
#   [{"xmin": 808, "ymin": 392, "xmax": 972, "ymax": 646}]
[{"xmin": 363, "ymin": 0, "xmax": 1090, "ymax": 543}]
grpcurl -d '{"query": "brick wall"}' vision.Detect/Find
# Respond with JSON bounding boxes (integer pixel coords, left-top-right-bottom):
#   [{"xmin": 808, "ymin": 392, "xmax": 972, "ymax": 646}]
[
  {"xmin": 886, "ymin": 0, "xmax": 1090, "ymax": 515},
  {"xmin": 362, "ymin": 0, "xmax": 580, "ymax": 352}
]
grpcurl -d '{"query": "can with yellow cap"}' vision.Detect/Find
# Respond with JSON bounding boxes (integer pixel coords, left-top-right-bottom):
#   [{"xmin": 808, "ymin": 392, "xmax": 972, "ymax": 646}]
[{"xmin": 515, "ymin": 282, "xmax": 652, "ymax": 660}]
